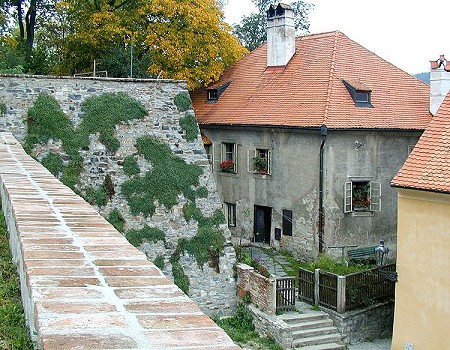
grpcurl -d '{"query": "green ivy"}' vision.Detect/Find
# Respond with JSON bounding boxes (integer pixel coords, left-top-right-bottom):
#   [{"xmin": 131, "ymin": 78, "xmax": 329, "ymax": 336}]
[
  {"xmin": 170, "ymin": 251, "xmax": 190, "ymax": 295},
  {"xmin": 25, "ymin": 93, "xmax": 79, "ymax": 157},
  {"xmin": 84, "ymin": 185, "xmax": 107, "ymax": 208},
  {"xmin": 153, "ymin": 255, "xmax": 165, "ymax": 270},
  {"xmin": 173, "ymin": 92, "xmax": 192, "ymax": 112},
  {"xmin": 121, "ymin": 136, "xmax": 203, "ymax": 217},
  {"xmin": 107, "ymin": 208, "xmax": 126, "ymax": 232},
  {"xmin": 123, "ymin": 155, "xmax": 140, "ymax": 176},
  {"xmin": 59, "ymin": 158, "xmax": 83, "ymax": 190},
  {"xmin": 0, "ymin": 102, "xmax": 6, "ymax": 117},
  {"xmin": 41, "ymin": 152, "xmax": 64, "ymax": 176},
  {"xmin": 179, "ymin": 113, "xmax": 199, "ymax": 141},
  {"xmin": 0, "ymin": 204, "xmax": 34, "ymax": 349},
  {"xmin": 78, "ymin": 92, "xmax": 147, "ymax": 152},
  {"xmin": 125, "ymin": 226, "xmax": 166, "ymax": 247}
]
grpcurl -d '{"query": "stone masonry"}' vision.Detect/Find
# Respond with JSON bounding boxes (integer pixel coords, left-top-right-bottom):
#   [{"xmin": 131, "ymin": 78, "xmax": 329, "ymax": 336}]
[
  {"xmin": 0, "ymin": 132, "xmax": 240, "ymax": 349},
  {"xmin": 0, "ymin": 75, "xmax": 237, "ymax": 316}
]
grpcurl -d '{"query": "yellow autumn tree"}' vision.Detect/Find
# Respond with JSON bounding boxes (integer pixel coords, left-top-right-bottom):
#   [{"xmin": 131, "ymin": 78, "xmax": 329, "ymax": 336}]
[{"xmin": 57, "ymin": 0, "xmax": 247, "ymax": 89}]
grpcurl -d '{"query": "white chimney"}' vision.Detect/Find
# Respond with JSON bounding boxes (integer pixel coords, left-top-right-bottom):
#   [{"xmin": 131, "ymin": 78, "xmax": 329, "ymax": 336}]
[
  {"xmin": 266, "ymin": 3, "xmax": 295, "ymax": 67},
  {"xmin": 430, "ymin": 55, "xmax": 450, "ymax": 115}
]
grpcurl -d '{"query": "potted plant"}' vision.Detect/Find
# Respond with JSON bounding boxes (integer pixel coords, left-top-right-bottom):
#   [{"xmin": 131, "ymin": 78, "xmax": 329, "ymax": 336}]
[
  {"xmin": 252, "ymin": 156, "xmax": 268, "ymax": 174},
  {"xmin": 219, "ymin": 159, "xmax": 235, "ymax": 173}
]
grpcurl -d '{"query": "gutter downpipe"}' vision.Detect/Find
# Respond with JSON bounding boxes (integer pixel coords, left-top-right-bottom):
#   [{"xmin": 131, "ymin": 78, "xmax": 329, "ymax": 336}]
[{"xmin": 319, "ymin": 124, "xmax": 328, "ymax": 253}]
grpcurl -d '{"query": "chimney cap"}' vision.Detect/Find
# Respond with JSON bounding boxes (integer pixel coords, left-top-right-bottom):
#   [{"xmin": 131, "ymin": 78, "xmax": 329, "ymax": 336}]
[
  {"xmin": 430, "ymin": 54, "xmax": 450, "ymax": 71},
  {"xmin": 267, "ymin": 3, "xmax": 292, "ymax": 19}
]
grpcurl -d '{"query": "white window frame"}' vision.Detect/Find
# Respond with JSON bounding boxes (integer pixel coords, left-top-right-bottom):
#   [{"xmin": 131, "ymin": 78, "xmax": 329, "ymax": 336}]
[
  {"xmin": 219, "ymin": 142, "xmax": 237, "ymax": 173},
  {"xmin": 344, "ymin": 178, "xmax": 381, "ymax": 213},
  {"xmin": 247, "ymin": 148, "xmax": 272, "ymax": 175}
]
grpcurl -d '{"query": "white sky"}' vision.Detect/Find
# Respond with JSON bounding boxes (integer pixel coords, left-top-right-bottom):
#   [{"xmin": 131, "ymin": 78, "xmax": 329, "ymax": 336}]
[{"xmin": 224, "ymin": 0, "xmax": 450, "ymax": 74}]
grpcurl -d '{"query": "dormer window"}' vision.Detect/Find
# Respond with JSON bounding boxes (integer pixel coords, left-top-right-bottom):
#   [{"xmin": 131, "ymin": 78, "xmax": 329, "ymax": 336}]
[
  {"xmin": 342, "ymin": 79, "xmax": 373, "ymax": 108},
  {"xmin": 207, "ymin": 81, "xmax": 231, "ymax": 102}
]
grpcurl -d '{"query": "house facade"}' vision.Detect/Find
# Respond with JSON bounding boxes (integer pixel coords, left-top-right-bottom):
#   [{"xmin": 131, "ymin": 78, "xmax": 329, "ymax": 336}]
[
  {"xmin": 191, "ymin": 4, "xmax": 431, "ymax": 259},
  {"xmin": 390, "ymin": 69, "xmax": 450, "ymax": 349}
]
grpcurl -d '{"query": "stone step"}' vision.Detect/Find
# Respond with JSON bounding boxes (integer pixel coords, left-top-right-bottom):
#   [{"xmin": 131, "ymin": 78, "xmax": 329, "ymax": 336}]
[
  {"xmin": 286, "ymin": 318, "xmax": 334, "ymax": 331},
  {"xmin": 280, "ymin": 311, "xmax": 329, "ymax": 323},
  {"xmin": 292, "ymin": 333, "xmax": 342, "ymax": 348},
  {"xmin": 292, "ymin": 326, "xmax": 339, "ymax": 339},
  {"xmin": 295, "ymin": 342, "xmax": 346, "ymax": 350}
]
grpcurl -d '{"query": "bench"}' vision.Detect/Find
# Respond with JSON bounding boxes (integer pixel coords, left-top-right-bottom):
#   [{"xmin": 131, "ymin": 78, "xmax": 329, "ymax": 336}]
[{"xmin": 347, "ymin": 245, "xmax": 377, "ymax": 263}]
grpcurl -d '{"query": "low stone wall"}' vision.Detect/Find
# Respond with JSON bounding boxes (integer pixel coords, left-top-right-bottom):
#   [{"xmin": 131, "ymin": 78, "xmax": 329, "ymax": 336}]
[
  {"xmin": 324, "ymin": 301, "xmax": 394, "ymax": 344},
  {"xmin": 0, "ymin": 133, "xmax": 240, "ymax": 350},
  {"xmin": 236, "ymin": 263, "xmax": 276, "ymax": 314}
]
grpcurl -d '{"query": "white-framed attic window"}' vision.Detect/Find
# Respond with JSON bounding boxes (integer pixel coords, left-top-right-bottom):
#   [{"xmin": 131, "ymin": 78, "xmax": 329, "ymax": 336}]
[{"xmin": 344, "ymin": 179, "xmax": 381, "ymax": 213}]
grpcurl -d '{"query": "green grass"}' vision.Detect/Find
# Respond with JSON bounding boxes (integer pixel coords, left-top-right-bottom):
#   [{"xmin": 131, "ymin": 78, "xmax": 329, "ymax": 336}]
[
  {"xmin": 0, "ymin": 205, "xmax": 34, "ymax": 349},
  {"xmin": 299, "ymin": 254, "xmax": 375, "ymax": 275}
]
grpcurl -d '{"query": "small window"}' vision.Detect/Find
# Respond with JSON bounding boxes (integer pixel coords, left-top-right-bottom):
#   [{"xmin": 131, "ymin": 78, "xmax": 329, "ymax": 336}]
[
  {"xmin": 282, "ymin": 209, "xmax": 292, "ymax": 236},
  {"xmin": 342, "ymin": 80, "xmax": 373, "ymax": 108},
  {"xmin": 208, "ymin": 90, "xmax": 218, "ymax": 101},
  {"xmin": 248, "ymin": 148, "xmax": 272, "ymax": 175},
  {"xmin": 207, "ymin": 81, "xmax": 231, "ymax": 102},
  {"xmin": 344, "ymin": 179, "xmax": 381, "ymax": 213},
  {"xmin": 219, "ymin": 142, "xmax": 237, "ymax": 173},
  {"xmin": 225, "ymin": 202, "xmax": 236, "ymax": 227}
]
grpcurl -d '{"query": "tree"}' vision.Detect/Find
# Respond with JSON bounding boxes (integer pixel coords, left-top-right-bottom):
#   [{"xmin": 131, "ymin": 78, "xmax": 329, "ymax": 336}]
[
  {"xmin": 232, "ymin": 0, "xmax": 314, "ymax": 51},
  {"xmin": 54, "ymin": 0, "xmax": 247, "ymax": 89}
]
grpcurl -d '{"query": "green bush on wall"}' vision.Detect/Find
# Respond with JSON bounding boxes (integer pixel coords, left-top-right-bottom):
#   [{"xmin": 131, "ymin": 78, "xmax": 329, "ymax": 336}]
[
  {"xmin": 123, "ymin": 155, "xmax": 140, "ymax": 176},
  {"xmin": 173, "ymin": 92, "xmax": 192, "ymax": 112},
  {"xmin": 125, "ymin": 226, "xmax": 166, "ymax": 247},
  {"xmin": 0, "ymin": 102, "xmax": 6, "ymax": 116},
  {"xmin": 41, "ymin": 152, "xmax": 64, "ymax": 176},
  {"xmin": 179, "ymin": 113, "xmax": 199, "ymax": 141},
  {"xmin": 107, "ymin": 208, "xmax": 126, "ymax": 233}
]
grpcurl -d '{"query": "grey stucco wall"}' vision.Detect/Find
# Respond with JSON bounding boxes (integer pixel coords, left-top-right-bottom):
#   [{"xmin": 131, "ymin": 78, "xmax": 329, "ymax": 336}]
[
  {"xmin": 0, "ymin": 75, "xmax": 237, "ymax": 316},
  {"xmin": 201, "ymin": 125, "xmax": 422, "ymax": 260}
]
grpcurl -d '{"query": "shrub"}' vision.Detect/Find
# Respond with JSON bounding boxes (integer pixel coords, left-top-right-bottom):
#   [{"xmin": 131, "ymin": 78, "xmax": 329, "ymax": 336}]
[
  {"xmin": 107, "ymin": 208, "xmax": 126, "ymax": 232},
  {"xmin": 179, "ymin": 113, "xmax": 198, "ymax": 141},
  {"xmin": 123, "ymin": 155, "xmax": 140, "ymax": 176},
  {"xmin": 84, "ymin": 186, "xmax": 107, "ymax": 208},
  {"xmin": 125, "ymin": 226, "xmax": 166, "ymax": 247},
  {"xmin": 153, "ymin": 255, "xmax": 165, "ymax": 270},
  {"xmin": 41, "ymin": 152, "xmax": 64, "ymax": 176},
  {"xmin": 173, "ymin": 92, "xmax": 192, "ymax": 112}
]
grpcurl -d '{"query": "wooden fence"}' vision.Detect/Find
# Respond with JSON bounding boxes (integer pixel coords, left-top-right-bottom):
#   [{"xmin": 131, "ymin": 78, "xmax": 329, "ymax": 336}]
[
  {"xmin": 298, "ymin": 264, "xmax": 396, "ymax": 312},
  {"xmin": 276, "ymin": 277, "xmax": 296, "ymax": 312}
]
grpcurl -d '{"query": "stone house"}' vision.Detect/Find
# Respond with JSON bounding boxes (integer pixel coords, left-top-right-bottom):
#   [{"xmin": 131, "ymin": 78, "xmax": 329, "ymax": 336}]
[
  {"xmin": 390, "ymin": 61, "xmax": 450, "ymax": 350},
  {"xmin": 190, "ymin": 4, "xmax": 431, "ymax": 258}
]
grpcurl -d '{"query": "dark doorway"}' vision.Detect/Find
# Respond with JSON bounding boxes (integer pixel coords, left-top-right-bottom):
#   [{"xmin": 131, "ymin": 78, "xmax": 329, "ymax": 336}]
[{"xmin": 254, "ymin": 205, "xmax": 272, "ymax": 243}]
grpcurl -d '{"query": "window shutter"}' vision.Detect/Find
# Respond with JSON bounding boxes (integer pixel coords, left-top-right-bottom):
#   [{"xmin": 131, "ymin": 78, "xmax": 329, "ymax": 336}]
[
  {"xmin": 214, "ymin": 143, "xmax": 224, "ymax": 171},
  {"xmin": 233, "ymin": 143, "xmax": 238, "ymax": 173},
  {"xmin": 344, "ymin": 182, "xmax": 352, "ymax": 213},
  {"xmin": 370, "ymin": 181, "xmax": 381, "ymax": 212},
  {"xmin": 268, "ymin": 150, "xmax": 272, "ymax": 175},
  {"xmin": 247, "ymin": 149, "xmax": 255, "ymax": 172}
]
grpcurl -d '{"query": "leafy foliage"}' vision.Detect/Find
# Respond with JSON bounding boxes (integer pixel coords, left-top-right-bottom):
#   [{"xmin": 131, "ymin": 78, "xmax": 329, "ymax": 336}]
[
  {"xmin": 0, "ymin": 101, "xmax": 6, "ymax": 116},
  {"xmin": 125, "ymin": 226, "xmax": 166, "ymax": 247},
  {"xmin": 41, "ymin": 152, "xmax": 64, "ymax": 176},
  {"xmin": 84, "ymin": 185, "xmax": 108, "ymax": 208},
  {"xmin": 0, "ymin": 205, "xmax": 34, "ymax": 349},
  {"xmin": 153, "ymin": 255, "xmax": 165, "ymax": 270},
  {"xmin": 107, "ymin": 208, "xmax": 126, "ymax": 232},
  {"xmin": 179, "ymin": 113, "xmax": 199, "ymax": 142},
  {"xmin": 123, "ymin": 155, "xmax": 140, "ymax": 176},
  {"xmin": 232, "ymin": 0, "xmax": 314, "ymax": 51},
  {"xmin": 174, "ymin": 92, "xmax": 192, "ymax": 112},
  {"xmin": 299, "ymin": 254, "xmax": 374, "ymax": 275},
  {"xmin": 170, "ymin": 256, "xmax": 190, "ymax": 295},
  {"xmin": 121, "ymin": 136, "xmax": 203, "ymax": 216},
  {"xmin": 78, "ymin": 92, "xmax": 147, "ymax": 152}
]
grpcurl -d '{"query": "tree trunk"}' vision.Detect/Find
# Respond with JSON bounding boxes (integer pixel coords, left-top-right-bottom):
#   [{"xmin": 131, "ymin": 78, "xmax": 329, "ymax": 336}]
[{"xmin": 25, "ymin": 0, "xmax": 37, "ymax": 58}]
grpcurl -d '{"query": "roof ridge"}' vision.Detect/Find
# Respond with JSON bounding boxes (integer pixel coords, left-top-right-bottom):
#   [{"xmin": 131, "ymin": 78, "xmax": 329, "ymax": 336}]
[{"xmin": 323, "ymin": 31, "xmax": 340, "ymax": 125}]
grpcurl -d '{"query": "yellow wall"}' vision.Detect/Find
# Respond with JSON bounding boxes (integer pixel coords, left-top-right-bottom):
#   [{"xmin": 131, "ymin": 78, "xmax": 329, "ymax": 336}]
[{"xmin": 391, "ymin": 189, "xmax": 450, "ymax": 350}]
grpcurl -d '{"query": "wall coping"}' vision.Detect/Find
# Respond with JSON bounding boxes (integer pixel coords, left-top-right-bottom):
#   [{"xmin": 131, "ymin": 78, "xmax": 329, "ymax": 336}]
[{"xmin": 0, "ymin": 132, "xmax": 239, "ymax": 350}]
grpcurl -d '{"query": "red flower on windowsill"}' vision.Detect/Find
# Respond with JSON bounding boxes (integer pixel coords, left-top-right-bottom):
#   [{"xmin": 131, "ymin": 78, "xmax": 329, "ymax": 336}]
[{"xmin": 219, "ymin": 160, "xmax": 235, "ymax": 173}]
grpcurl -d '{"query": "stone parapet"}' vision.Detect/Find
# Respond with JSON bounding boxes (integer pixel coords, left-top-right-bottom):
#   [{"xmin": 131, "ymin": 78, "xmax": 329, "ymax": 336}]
[{"xmin": 0, "ymin": 132, "xmax": 240, "ymax": 350}]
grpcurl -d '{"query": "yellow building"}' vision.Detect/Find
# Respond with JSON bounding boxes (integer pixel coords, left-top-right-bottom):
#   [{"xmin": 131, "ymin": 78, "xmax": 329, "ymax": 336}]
[{"xmin": 391, "ymin": 91, "xmax": 450, "ymax": 349}]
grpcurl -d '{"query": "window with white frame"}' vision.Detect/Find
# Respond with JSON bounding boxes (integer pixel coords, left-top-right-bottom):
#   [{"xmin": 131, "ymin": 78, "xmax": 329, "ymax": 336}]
[
  {"xmin": 219, "ymin": 142, "xmax": 237, "ymax": 173},
  {"xmin": 344, "ymin": 179, "xmax": 381, "ymax": 213},
  {"xmin": 225, "ymin": 202, "xmax": 236, "ymax": 227},
  {"xmin": 248, "ymin": 148, "xmax": 272, "ymax": 175}
]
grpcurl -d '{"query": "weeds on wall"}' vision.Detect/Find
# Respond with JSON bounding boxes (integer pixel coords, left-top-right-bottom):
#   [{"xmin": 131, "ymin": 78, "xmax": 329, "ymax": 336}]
[
  {"xmin": 83, "ymin": 185, "xmax": 107, "ymax": 208},
  {"xmin": 121, "ymin": 136, "xmax": 203, "ymax": 216},
  {"xmin": 125, "ymin": 226, "xmax": 166, "ymax": 247},
  {"xmin": 78, "ymin": 92, "xmax": 147, "ymax": 152},
  {"xmin": 179, "ymin": 113, "xmax": 198, "ymax": 141},
  {"xmin": 153, "ymin": 255, "xmax": 165, "ymax": 270},
  {"xmin": 107, "ymin": 208, "xmax": 126, "ymax": 233},
  {"xmin": 41, "ymin": 152, "xmax": 64, "ymax": 176},
  {"xmin": 173, "ymin": 92, "xmax": 192, "ymax": 112},
  {"xmin": 122, "ymin": 155, "xmax": 140, "ymax": 176},
  {"xmin": 0, "ymin": 101, "xmax": 6, "ymax": 117},
  {"xmin": 169, "ymin": 250, "xmax": 190, "ymax": 295},
  {"xmin": 0, "ymin": 205, "xmax": 34, "ymax": 349}
]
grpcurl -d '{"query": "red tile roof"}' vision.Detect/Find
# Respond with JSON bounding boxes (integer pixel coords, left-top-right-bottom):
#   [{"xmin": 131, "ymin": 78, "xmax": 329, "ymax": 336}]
[
  {"xmin": 391, "ymin": 93, "xmax": 450, "ymax": 193},
  {"xmin": 191, "ymin": 31, "xmax": 432, "ymax": 130}
]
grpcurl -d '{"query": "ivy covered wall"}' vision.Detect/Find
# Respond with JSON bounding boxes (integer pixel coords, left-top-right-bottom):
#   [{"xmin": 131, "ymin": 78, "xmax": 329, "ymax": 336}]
[{"xmin": 0, "ymin": 75, "xmax": 237, "ymax": 316}]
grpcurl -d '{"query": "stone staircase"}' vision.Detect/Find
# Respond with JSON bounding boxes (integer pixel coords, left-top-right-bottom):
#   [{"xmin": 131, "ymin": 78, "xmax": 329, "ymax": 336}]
[{"xmin": 279, "ymin": 308, "xmax": 345, "ymax": 349}]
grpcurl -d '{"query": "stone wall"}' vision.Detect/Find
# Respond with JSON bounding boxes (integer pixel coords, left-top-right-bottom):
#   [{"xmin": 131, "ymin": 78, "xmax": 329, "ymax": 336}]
[
  {"xmin": 0, "ymin": 75, "xmax": 237, "ymax": 316},
  {"xmin": 324, "ymin": 301, "xmax": 394, "ymax": 344},
  {"xmin": 236, "ymin": 263, "xmax": 276, "ymax": 314}
]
